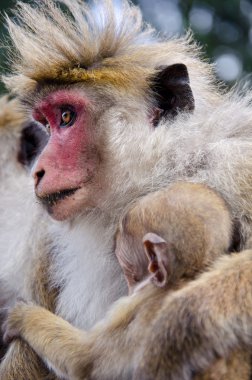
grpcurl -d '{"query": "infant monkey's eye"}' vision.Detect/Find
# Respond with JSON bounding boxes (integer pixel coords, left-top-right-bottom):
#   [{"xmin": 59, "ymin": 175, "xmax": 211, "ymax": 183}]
[{"xmin": 60, "ymin": 108, "xmax": 76, "ymax": 128}]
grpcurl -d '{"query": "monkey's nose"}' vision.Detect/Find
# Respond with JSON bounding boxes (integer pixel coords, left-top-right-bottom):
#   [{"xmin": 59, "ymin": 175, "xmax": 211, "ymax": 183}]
[{"xmin": 34, "ymin": 169, "xmax": 45, "ymax": 187}]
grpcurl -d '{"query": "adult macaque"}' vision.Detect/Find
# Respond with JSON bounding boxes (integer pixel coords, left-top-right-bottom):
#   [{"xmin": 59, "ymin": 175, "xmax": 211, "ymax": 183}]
[
  {"xmin": 0, "ymin": 95, "xmax": 50, "ymax": 368},
  {"xmin": 0, "ymin": 95, "xmax": 25, "ymax": 358},
  {"xmin": 0, "ymin": 94, "xmax": 48, "ymax": 311},
  {"xmin": 4, "ymin": 182, "xmax": 250, "ymax": 380},
  {"xmin": 2, "ymin": 0, "xmax": 252, "ymax": 378}
]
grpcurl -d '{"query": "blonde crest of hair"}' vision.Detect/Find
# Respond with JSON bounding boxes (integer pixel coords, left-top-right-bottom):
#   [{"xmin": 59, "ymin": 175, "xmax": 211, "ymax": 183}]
[{"xmin": 3, "ymin": 0, "xmax": 218, "ymax": 105}]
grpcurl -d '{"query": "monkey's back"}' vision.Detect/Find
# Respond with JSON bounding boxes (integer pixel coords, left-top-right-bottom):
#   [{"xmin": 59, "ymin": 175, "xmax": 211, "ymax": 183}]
[{"xmin": 195, "ymin": 350, "xmax": 250, "ymax": 380}]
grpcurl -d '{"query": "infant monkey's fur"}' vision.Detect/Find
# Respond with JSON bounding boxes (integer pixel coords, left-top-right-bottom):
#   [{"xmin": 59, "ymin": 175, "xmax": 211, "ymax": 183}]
[{"xmin": 3, "ymin": 182, "xmax": 250, "ymax": 380}]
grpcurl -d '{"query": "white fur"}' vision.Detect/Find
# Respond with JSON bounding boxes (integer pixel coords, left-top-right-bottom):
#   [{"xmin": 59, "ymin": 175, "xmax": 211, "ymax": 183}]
[{"xmin": 51, "ymin": 215, "xmax": 127, "ymax": 328}]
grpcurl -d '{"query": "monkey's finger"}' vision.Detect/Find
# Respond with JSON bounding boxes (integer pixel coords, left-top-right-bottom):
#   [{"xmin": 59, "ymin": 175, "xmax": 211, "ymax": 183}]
[
  {"xmin": 1, "ymin": 302, "xmax": 28, "ymax": 345},
  {"xmin": 16, "ymin": 297, "xmax": 27, "ymax": 304},
  {"xmin": 2, "ymin": 318, "xmax": 20, "ymax": 345}
]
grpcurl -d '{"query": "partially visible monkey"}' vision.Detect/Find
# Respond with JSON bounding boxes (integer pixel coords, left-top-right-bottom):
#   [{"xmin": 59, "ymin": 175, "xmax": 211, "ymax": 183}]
[
  {"xmin": 0, "ymin": 95, "xmax": 50, "ymax": 368},
  {"xmin": 0, "ymin": 95, "xmax": 48, "ymax": 310},
  {"xmin": 3, "ymin": 182, "xmax": 250, "ymax": 380}
]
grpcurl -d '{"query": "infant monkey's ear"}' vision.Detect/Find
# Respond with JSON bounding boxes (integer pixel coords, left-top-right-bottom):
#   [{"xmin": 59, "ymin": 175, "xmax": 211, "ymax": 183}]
[{"xmin": 143, "ymin": 233, "xmax": 175, "ymax": 288}]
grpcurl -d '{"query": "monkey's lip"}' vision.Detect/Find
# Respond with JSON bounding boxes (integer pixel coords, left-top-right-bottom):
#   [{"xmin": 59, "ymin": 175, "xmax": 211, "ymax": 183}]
[{"xmin": 38, "ymin": 187, "xmax": 81, "ymax": 206}]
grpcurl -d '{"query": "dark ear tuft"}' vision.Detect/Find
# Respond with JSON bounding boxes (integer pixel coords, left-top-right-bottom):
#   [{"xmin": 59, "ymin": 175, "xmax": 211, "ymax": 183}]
[
  {"xmin": 17, "ymin": 122, "xmax": 48, "ymax": 167},
  {"xmin": 151, "ymin": 63, "xmax": 195, "ymax": 126}
]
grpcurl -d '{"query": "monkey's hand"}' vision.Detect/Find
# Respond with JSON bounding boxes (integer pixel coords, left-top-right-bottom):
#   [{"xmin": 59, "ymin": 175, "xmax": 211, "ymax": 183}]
[
  {"xmin": 2, "ymin": 300, "xmax": 29, "ymax": 345},
  {"xmin": 134, "ymin": 250, "xmax": 252, "ymax": 380}
]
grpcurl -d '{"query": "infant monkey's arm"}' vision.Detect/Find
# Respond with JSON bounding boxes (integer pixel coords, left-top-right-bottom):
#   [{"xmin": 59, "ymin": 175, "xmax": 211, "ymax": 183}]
[{"xmin": 3, "ymin": 182, "xmax": 232, "ymax": 380}]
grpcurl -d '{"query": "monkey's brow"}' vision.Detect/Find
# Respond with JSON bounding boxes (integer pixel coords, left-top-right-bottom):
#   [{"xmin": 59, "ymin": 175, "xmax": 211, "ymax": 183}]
[
  {"xmin": 20, "ymin": 83, "xmax": 73, "ymax": 109},
  {"xmin": 20, "ymin": 64, "xmax": 152, "ymax": 108}
]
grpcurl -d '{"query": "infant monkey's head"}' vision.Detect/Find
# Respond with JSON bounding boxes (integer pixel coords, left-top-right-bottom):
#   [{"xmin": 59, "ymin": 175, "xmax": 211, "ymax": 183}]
[{"xmin": 116, "ymin": 182, "xmax": 232, "ymax": 294}]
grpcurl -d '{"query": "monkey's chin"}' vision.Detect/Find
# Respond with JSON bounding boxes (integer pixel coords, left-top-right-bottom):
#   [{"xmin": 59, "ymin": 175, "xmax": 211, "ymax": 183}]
[{"xmin": 40, "ymin": 188, "xmax": 91, "ymax": 221}]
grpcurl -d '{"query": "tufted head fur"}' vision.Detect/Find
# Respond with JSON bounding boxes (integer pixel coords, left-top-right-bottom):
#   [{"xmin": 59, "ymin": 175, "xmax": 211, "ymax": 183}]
[{"xmin": 3, "ymin": 0, "xmax": 219, "ymax": 110}]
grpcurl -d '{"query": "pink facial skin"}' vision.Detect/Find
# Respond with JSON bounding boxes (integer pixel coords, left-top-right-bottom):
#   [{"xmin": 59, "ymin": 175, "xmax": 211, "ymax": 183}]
[{"xmin": 32, "ymin": 90, "xmax": 100, "ymax": 221}]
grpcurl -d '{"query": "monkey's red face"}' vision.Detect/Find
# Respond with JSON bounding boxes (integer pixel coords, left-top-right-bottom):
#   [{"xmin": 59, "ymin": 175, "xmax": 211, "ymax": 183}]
[{"xmin": 32, "ymin": 90, "xmax": 100, "ymax": 221}]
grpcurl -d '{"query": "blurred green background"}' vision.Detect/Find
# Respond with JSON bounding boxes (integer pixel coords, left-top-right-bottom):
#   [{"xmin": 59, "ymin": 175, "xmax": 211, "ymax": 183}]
[{"xmin": 0, "ymin": 0, "xmax": 252, "ymax": 94}]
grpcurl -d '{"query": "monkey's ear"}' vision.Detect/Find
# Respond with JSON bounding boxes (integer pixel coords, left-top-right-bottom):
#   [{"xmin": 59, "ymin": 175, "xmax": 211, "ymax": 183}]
[
  {"xmin": 151, "ymin": 63, "xmax": 195, "ymax": 126},
  {"xmin": 18, "ymin": 122, "xmax": 48, "ymax": 168},
  {"xmin": 143, "ymin": 232, "xmax": 174, "ymax": 288}
]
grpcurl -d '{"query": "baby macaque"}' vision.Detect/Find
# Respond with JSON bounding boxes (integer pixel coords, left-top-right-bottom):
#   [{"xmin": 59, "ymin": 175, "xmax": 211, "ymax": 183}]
[{"xmin": 3, "ymin": 182, "xmax": 249, "ymax": 380}]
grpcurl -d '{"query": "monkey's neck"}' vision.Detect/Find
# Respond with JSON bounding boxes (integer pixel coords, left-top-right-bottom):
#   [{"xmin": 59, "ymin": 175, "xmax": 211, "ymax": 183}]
[{"xmin": 49, "ymin": 213, "xmax": 128, "ymax": 329}]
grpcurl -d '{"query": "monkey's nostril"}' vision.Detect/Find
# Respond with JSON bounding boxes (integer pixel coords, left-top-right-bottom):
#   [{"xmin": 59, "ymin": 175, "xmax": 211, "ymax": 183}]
[
  {"xmin": 37, "ymin": 169, "xmax": 45, "ymax": 178},
  {"xmin": 35, "ymin": 169, "xmax": 45, "ymax": 186}
]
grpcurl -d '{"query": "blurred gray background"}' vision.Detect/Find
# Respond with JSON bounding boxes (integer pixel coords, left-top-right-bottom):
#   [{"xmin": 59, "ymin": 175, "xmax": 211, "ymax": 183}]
[{"xmin": 0, "ymin": 0, "xmax": 251, "ymax": 93}]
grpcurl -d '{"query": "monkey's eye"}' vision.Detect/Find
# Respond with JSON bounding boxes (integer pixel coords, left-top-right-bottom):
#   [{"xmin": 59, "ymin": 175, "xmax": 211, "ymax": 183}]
[
  {"xmin": 60, "ymin": 108, "xmax": 76, "ymax": 128},
  {"xmin": 45, "ymin": 123, "xmax": 51, "ymax": 134}
]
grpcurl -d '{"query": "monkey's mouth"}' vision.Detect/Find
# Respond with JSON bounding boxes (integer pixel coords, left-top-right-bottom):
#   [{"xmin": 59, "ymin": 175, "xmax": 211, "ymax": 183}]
[{"xmin": 38, "ymin": 187, "xmax": 80, "ymax": 207}]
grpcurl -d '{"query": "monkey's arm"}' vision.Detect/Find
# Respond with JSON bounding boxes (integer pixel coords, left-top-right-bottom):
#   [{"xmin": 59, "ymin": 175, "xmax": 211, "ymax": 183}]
[
  {"xmin": 0, "ymin": 252, "xmax": 59, "ymax": 380},
  {"xmin": 3, "ymin": 302, "xmax": 91, "ymax": 380},
  {"xmin": 134, "ymin": 250, "xmax": 252, "ymax": 380}
]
